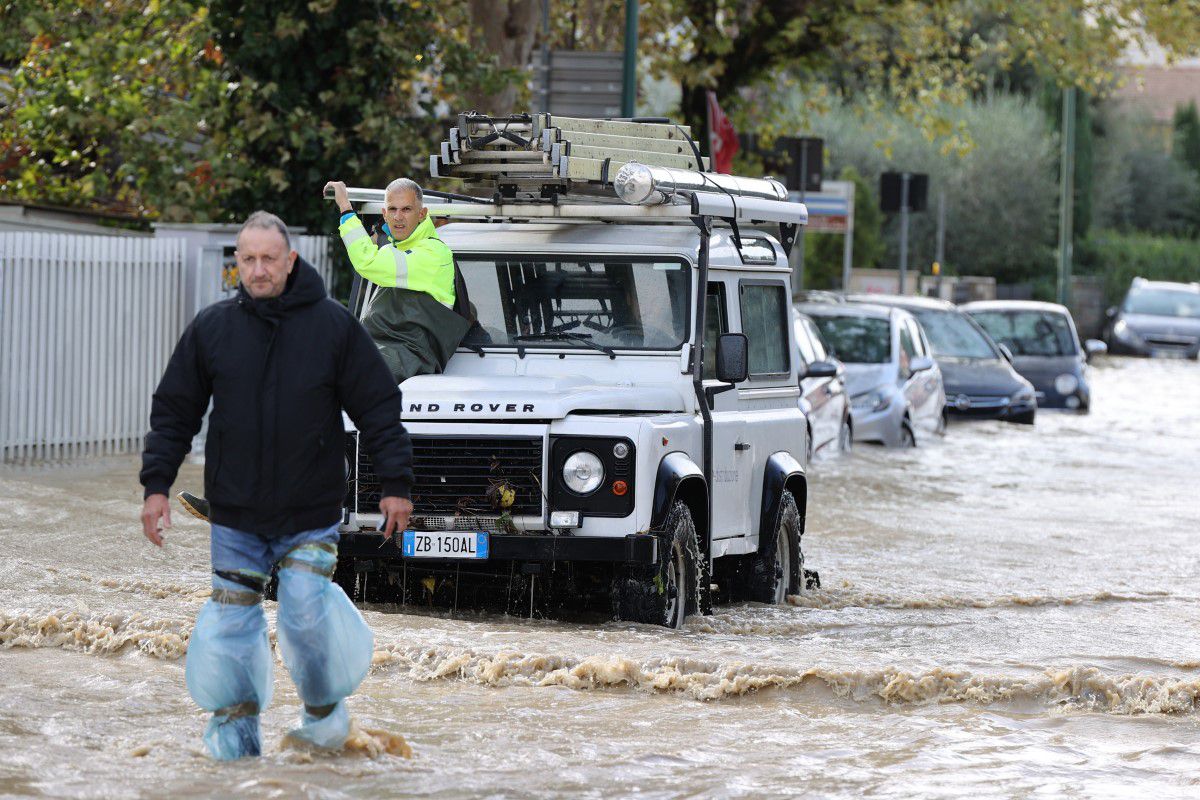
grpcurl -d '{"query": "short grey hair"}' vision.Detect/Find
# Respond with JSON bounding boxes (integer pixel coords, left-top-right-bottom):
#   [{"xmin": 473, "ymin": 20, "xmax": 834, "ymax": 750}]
[
  {"xmin": 385, "ymin": 177, "xmax": 424, "ymax": 203},
  {"xmin": 238, "ymin": 210, "xmax": 291, "ymax": 249}
]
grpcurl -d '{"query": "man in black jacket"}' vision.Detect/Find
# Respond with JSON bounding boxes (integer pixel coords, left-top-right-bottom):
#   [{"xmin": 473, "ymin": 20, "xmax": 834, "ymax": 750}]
[{"xmin": 139, "ymin": 210, "xmax": 413, "ymax": 760}]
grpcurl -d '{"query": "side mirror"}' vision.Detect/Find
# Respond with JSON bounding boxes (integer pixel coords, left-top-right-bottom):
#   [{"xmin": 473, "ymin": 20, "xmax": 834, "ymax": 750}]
[
  {"xmin": 1084, "ymin": 339, "xmax": 1107, "ymax": 361},
  {"xmin": 716, "ymin": 333, "xmax": 749, "ymax": 383},
  {"xmin": 997, "ymin": 343, "xmax": 1014, "ymax": 362},
  {"xmin": 910, "ymin": 355, "xmax": 935, "ymax": 373},
  {"xmin": 804, "ymin": 359, "xmax": 839, "ymax": 379}
]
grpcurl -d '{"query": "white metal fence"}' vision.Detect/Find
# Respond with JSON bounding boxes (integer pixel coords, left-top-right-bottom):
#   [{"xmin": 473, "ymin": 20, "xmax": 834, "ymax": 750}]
[{"xmin": 1, "ymin": 231, "xmax": 336, "ymax": 463}]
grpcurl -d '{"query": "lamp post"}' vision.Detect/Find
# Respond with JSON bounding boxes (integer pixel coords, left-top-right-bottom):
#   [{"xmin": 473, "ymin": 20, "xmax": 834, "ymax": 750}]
[{"xmin": 621, "ymin": 0, "xmax": 639, "ymax": 117}]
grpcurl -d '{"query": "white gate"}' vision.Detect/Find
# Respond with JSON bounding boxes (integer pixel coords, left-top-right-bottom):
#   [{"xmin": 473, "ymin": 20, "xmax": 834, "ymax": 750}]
[
  {"xmin": 0, "ymin": 233, "xmax": 188, "ymax": 462},
  {"xmin": 0, "ymin": 232, "xmax": 338, "ymax": 463}
]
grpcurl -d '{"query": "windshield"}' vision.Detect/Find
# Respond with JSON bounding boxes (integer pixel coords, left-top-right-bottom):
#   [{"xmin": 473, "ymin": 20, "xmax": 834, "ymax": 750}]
[
  {"xmin": 810, "ymin": 315, "xmax": 891, "ymax": 363},
  {"xmin": 912, "ymin": 309, "xmax": 997, "ymax": 359},
  {"xmin": 456, "ymin": 257, "xmax": 690, "ymax": 350},
  {"xmin": 1124, "ymin": 288, "xmax": 1200, "ymax": 318},
  {"xmin": 970, "ymin": 310, "xmax": 1077, "ymax": 357}
]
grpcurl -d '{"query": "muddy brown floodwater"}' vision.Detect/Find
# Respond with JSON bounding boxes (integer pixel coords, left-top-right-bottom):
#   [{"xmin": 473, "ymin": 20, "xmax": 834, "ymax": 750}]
[{"xmin": 3, "ymin": 357, "xmax": 1200, "ymax": 798}]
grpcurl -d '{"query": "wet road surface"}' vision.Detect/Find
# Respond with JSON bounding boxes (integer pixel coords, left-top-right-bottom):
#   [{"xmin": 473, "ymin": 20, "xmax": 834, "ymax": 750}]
[{"xmin": 2, "ymin": 356, "xmax": 1199, "ymax": 798}]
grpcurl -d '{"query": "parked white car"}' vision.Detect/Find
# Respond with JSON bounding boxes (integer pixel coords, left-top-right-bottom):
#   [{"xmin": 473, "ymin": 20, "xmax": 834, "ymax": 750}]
[{"xmin": 797, "ymin": 302, "xmax": 945, "ymax": 447}]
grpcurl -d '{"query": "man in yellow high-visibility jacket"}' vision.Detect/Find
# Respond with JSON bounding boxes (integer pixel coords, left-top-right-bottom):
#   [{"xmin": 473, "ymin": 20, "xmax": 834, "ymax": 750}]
[{"xmin": 325, "ymin": 178, "xmax": 470, "ymax": 384}]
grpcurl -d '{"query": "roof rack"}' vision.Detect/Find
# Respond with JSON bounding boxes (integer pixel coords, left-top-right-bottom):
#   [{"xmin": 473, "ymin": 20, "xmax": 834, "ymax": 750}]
[{"xmin": 328, "ymin": 113, "xmax": 808, "ymax": 229}]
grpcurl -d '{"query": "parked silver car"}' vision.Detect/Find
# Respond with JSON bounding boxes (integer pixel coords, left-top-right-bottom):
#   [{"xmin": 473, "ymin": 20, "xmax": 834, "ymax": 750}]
[
  {"xmin": 792, "ymin": 308, "xmax": 851, "ymax": 460},
  {"xmin": 797, "ymin": 303, "xmax": 945, "ymax": 447}
]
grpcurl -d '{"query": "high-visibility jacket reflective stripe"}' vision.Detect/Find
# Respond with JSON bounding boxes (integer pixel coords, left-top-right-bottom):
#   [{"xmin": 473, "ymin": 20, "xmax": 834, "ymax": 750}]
[{"xmin": 337, "ymin": 214, "xmax": 456, "ymax": 307}]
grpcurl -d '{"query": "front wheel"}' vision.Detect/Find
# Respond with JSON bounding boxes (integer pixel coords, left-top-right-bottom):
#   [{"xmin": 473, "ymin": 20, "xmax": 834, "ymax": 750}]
[
  {"xmin": 614, "ymin": 501, "xmax": 708, "ymax": 629},
  {"xmin": 742, "ymin": 491, "xmax": 803, "ymax": 604},
  {"xmin": 838, "ymin": 416, "xmax": 853, "ymax": 452}
]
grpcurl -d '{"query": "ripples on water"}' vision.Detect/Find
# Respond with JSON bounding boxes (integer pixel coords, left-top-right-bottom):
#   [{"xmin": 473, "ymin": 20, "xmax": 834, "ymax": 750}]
[{"xmin": 2, "ymin": 358, "xmax": 1200, "ymax": 798}]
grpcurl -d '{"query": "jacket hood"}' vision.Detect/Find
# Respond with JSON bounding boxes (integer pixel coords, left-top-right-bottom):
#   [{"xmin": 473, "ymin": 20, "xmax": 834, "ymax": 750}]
[
  {"xmin": 237, "ymin": 258, "xmax": 326, "ymax": 319},
  {"xmin": 395, "ymin": 373, "xmax": 688, "ymax": 421}
]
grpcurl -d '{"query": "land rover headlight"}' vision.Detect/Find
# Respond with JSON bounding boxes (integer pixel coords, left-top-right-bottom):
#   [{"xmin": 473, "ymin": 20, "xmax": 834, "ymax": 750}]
[
  {"xmin": 562, "ymin": 451, "xmax": 605, "ymax": 495},
  {"xmin": 1054, "ymin": 373, "xmax": 1079, "ymax": 395}
]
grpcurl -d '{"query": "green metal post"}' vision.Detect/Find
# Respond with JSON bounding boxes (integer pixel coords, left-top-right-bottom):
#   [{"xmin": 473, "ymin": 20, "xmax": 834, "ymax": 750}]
[
  {"xmin": 621, "ymin": 0, "xmax": 639, "ymax": 117},
  {"xmin": 1057, "ymin": 87, "xmax": 1076, "ymax": 307}
]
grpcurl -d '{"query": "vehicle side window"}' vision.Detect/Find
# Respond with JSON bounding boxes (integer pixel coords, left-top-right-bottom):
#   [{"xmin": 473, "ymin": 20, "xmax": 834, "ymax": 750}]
[
  {"xmin": 702, "ymin": 282, "xmax": 728, "ymax": 379},
  {"xmin": 740, "ymin": 282, "xmax": 790, "ymax": 377},
  {"xmin": 794, "ymin": 320, "xmax": 817, "ymax": 367},
  {"xmin": 804, "ymin": 319, "xmax": 829, "ymax": 361},
  {"xmin": 899, "ymin": 321, "xmax": 917, "ymax": 377},
  {"xmin": 906, "ymin": 319, "xmax": 927, "ymax": 357}
]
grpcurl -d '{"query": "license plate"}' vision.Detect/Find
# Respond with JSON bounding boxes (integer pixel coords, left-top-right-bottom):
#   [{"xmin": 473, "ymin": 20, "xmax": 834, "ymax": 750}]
[
  {"xmin": 401, "ymin": 530, "xmax": 489, "ymax": 559},
  {"xmin": 1151, "ymin": 349, "xmax": 1188, "ymax": 359}
]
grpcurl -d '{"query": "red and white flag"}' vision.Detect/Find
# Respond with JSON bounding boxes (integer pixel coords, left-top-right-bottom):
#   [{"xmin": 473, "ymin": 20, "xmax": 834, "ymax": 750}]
[{"xmin": 706, "ymin": 90, "xmax": 739, "ymax": 174}]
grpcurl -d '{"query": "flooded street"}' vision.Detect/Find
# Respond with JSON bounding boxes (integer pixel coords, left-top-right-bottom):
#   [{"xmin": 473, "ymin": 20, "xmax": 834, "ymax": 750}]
[{"xmin": 3, "ymin": 356, "xmax": 1200, "ymax": 798}]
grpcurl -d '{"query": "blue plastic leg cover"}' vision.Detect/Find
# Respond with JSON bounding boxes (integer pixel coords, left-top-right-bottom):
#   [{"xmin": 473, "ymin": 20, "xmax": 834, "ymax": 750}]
[
  {"xmin": 185, "ymin": 577, "xmax": 274, "ymax": 760},
  {"xmin": 276, "ymin": 544, "xmax": 373, "ymax": 749}
]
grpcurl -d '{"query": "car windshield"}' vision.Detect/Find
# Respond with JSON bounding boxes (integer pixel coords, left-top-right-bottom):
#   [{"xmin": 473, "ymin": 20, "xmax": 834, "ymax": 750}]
[
  {"xmin": 810, "ymin": 315, "xmax": 890, "ymax": 363},
  {"xmin": 456, "ymin": 257, "xmax": 690, "ymax": 350},
  {"xmin": 1124, "ymin": 288, "xmax": 1200, "ymax": 318},
  {"xmin": 912, "ymin": 309, "xmax": 997, "ymax": 359},
  {"xmin": 970, "ymin": 310, "xmax": 1077, "ymax": 357}
]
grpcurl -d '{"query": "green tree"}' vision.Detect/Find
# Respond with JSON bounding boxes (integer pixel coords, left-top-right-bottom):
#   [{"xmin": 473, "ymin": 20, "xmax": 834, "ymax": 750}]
[
  {"xmin": 0, "ymin": 0, "xmax": 228, "ymax": 218},
  {"xmin": 1176, "ymin": 101, "xmax": 1200, "ymax": 175},
  {"xmin": 636, "ymin": 1, "xmax": 1200, "ymax": 151}
]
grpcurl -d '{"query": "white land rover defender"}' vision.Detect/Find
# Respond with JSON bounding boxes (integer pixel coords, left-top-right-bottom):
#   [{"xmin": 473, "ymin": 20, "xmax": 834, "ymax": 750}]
[{"xmin": 333, "ymin": 114, "xmax": 815, "ymax": 628}]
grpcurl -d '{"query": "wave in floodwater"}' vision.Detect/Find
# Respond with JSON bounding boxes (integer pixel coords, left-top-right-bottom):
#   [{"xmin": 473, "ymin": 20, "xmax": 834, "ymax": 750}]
[
  {"xmin": 372, "ymin": 644, "xmax": 1200, "ymax": 714},
  {"xmin": 784, "ymin": 588, "xmax": 1183, "ymax": 611},
  {"xmin": 5, "ymin": 608, "xmax": 1200, "ymax": 715}
]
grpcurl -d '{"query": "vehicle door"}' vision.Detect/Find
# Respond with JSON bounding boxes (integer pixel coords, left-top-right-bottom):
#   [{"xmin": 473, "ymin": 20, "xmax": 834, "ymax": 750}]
[
  {"xmin": 805, "ymin": 317, "xmax": 847, "ymax": 445},
  {"xmin": 912, "ymin": 320, "xmax": 945, "ymax": 426},
  {"xmin": 902, "ymin": 317, "xmax": 936, "ymax": 429},
  {"xmin": 736, "ymin": 279, "xmax": 802, "ymax": 542},
  {"xmin": 703, "ymin": 281, "xmax": 751, "ymax": 540},
  {"xmin": 897, "ymin": 315, "xmax": 923, "ymax": 419},
  {"xmin": 794, "ymin": 317, "xmax": 831, "ymax": 452}
]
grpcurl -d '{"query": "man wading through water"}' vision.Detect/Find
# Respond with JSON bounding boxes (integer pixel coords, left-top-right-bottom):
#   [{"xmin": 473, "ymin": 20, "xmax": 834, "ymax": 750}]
[
  {"xmin": 139, "ymin": 211, "xmax": 414, "ymax": 759},
  {"xmin": 177, "ymin": 178, "xmax": 469, "ymax": 521}
]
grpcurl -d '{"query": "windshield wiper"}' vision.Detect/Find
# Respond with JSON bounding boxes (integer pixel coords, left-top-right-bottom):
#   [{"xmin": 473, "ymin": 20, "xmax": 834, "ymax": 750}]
[{"xmin": 512, "ymin": 331, "xmax": 616, "ymax": 359}]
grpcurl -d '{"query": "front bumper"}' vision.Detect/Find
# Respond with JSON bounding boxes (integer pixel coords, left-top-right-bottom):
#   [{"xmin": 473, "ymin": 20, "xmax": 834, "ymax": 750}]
[
  {"xmin": 850, "ymin": 403, "xmax": 905, "ymax": 447},
  {"xmin": 1108, "ymin": 333, "xmax": 1200, "ymax": 359},
  {"xmin": 337, "ymin": 531, "xmax": 659, "ymax": 564},
  {"xmin": 945, "ymin": 395, "xmax": 1036, "ymax": 423}
]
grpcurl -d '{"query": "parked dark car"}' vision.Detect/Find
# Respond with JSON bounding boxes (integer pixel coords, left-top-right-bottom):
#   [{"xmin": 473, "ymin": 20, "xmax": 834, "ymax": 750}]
[
  {"xmin": 963, "ymin": 300, "xmax": 1105, "ymax": 411},
  {"xmin": 846, "ymin": 294, "xmax": 1037, "ymax": 424},
  {"xmin": 792, "ymin": 308, "xmax": 851, "ymax": 460},
  {"xmin": 1102, "ymin": 278, "xmax": 1200, "ymax": 359}
]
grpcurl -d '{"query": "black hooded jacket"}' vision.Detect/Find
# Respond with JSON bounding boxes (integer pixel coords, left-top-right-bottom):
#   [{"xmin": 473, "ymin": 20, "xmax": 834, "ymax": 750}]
[{"xmin": 140, "ymin": 258, "xmax": 412, "ymax": 538}]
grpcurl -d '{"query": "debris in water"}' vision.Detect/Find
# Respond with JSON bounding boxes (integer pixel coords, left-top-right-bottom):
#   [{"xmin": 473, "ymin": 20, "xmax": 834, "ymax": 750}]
[{"xmin": 130, "ymin": 745, "xmax": 152, "ymax": 757}]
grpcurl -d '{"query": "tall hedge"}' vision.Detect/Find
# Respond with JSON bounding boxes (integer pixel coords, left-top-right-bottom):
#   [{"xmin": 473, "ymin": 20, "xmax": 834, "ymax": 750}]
[{"xmin": 1076, "ymin": 230, "xmax": 1200, "ymax": 304}]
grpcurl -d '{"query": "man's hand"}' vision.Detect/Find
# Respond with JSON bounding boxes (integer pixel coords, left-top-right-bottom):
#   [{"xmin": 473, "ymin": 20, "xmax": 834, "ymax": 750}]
[
  {"xmin": 323, "ymin": 180, "xmax": 352, "ymax": 214},
  {"xmin": 141, "ymin": 493, "xmax": 171, "ymax": 547},
  {"xmin": 380, "ymin": 496, "xmax": 413, "ymax": 540}
]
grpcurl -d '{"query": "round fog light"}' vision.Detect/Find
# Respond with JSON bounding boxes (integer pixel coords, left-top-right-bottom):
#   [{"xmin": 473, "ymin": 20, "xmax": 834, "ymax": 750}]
[
  {"xmin": 1065, "ymin": 395, "xmax": 1081, "ymax": 410},
  {"xmin": 613, "ymin": 442, "xmax": 629, "ymax": 459},
  {"xmin": 1054, "ymin": 373, "xmax": 1079, "ymax": 395},
  {"xmin": 563, "ymin": 451, "xmax": 604, "ymax": 495}
]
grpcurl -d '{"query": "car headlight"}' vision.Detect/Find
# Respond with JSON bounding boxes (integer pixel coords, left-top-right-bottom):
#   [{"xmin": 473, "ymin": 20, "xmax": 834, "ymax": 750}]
[
  {"xmin": 1012, "ymin": 389, "xmax": 1035, "ymax": 405},
  {"xmin": 562, "ymin": 451, "xmax": 604, "ymax": 495},
  {"xmin": 1113, "ymin": 319, "xmax": 1141, "ymax": 343},
  {"xmin": 851, "ymin": 388, "xmax": 891, "ymax": 413},
  {"xmin": 1054, "ymin": 373, "xmax": 1079, "ymax": 395}
]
